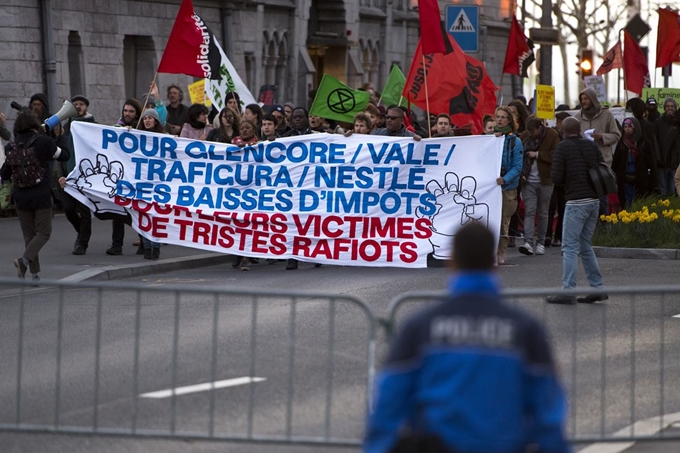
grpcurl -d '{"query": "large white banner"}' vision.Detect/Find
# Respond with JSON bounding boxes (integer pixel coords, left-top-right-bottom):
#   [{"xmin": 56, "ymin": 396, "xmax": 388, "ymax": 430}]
[{"xmin": 66, "ymin": 123, "xmax": 503, "ymax": 268}]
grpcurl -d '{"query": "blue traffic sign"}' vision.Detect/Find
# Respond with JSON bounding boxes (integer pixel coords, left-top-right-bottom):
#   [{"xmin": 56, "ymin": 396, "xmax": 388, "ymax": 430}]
[{"xmin": 446, "ymin": 5, "xmax": 479, "ymax": 53}]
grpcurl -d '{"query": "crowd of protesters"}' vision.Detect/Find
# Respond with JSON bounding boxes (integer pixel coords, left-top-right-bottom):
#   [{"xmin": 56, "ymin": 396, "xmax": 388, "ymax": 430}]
[{"xmin": 2, "ymin": 79, "xmax": 680, "ymax": 280}]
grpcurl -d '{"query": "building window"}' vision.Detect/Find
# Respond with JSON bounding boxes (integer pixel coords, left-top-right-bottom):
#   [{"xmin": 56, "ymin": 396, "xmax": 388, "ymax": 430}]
[
  {"xmin": 123, "ymin": 35, "xmax": 156, "ymax": 99},
  {"xmin": 68, "ymin": 31, "xmax": 85, "ymax": 96}
]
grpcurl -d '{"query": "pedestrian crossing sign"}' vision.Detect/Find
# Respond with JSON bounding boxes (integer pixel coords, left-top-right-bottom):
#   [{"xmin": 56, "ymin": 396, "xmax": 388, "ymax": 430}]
[{"xmin": 446, "ymin": 5, "xmax": 479, "ymax": 52}]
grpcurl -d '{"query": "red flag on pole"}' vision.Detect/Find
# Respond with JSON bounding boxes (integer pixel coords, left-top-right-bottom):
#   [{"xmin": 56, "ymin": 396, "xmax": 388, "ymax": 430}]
[
  {"xmin": 157, "ymin": 0, "xmax": 222, "ymax": 79},
  {"xmin": 656, "ymin": 8, "xmax": 680, "ymax": 68},
  {"xmin": 596, "ymin": 40, "xmax": 623, "ymax": 75},
  {"xmin": 418, "ymin": 0, "xmax": 446, "ymax": 54},
  {"xmin": 402, "ymin": 34, "xmax": 498, "ymax": 134},
  {"xmin": 623, "ymin": 30, "xmax": 651, "ymax": 95},
  {"xmin": 502, "ymin": 14, "xmax": 535, "ymax": 77}
]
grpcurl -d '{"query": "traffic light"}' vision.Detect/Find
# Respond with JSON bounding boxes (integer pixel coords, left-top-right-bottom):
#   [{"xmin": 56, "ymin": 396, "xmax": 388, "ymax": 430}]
[{"xmin": 579, "ymin": 49, "xmax": 594, "ymax": 78}]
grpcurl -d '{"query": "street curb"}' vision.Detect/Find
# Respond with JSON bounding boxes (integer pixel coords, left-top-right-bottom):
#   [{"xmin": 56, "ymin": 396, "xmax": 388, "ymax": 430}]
[
  {"xmin": 594, "ymin": 246, "xmax": 679, "ymax": 260},
  {"xmin": 59, "ymin": 253, "xmax": 235, "ymax": 283}
]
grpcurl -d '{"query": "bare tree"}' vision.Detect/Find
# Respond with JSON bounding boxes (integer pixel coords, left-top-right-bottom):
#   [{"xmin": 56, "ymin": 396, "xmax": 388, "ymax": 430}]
[{"xmin": 526, "ymin": 0, "xmax": 626, "ymax": 105}]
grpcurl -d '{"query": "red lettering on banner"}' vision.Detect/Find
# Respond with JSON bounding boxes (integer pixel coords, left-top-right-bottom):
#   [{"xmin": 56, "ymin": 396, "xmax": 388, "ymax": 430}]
[
  {"xmin": 293, "ymin": 236, "xmax": 312, "ymax": 255},
  {"xmin": 175, "ymin": 218, "xmax": 192, "ymax": 240},
  {"xmin": 321, "ymin": 216, "xmax": 343, "ymax": 238},
  {"xmin": 399, "ymin": 242, "xmax": 418, "ymax": 263},
  {"xmin": 194, "ymin": 222, "xmax": 211, "ymax": 244},
  {"xmin": 252, "ymin": 230, "xmax": 270, "ymax": 253},
  {"xmin": 270, "ymin": 234, "xmax": 287, "ymax": 255},
  {"xmin": 152, "ymin": 216, "xmax": 169, "ymax": 238},
  {"xmin": 415, "ymin": 218, "xmax": 432, "ymax": 239}
]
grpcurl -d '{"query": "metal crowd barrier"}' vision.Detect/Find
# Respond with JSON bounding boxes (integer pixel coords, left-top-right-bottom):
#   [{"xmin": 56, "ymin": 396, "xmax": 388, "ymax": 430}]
[
  {"xmin": 3, "ymin": 279, "xmax": 680, "ymax": 448},
  {"xmin": 0, "ymin": 278, "xmax": 376, "ymax": 448},
  {"xmin": 388, "ymin": 286, "xmax": 680, "ymax": 445}
]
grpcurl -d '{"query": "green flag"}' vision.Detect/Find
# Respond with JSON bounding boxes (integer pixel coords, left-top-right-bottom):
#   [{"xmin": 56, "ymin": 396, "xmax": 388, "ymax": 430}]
[
  {"xmin": 309, "ymin": 74, "xmax": 371, "ymax": 123},
  {"xmin": 380, "ymin": 65, "xmax": 406, "ymax": 108}
]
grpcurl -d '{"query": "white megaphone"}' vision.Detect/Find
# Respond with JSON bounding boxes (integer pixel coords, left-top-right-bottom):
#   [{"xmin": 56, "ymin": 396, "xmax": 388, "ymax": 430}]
[{"xmin": 44, "ymin": 100, "xmax": 78, "ymax": 130}]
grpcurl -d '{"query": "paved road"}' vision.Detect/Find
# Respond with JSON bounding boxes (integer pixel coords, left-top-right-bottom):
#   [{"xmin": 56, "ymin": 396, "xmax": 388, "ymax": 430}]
[{"xmin": 1, "ymin": 214, "xmax": 680, "ymax": 452}]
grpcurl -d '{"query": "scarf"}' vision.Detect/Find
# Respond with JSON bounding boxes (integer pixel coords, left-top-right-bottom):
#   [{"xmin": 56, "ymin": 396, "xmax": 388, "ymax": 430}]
[
  {"xmin": 524, "ymin": 126, "xmax": 546, "ymax": 152},
  {"xmin": 493, "ymin": 125, "xmax": 513, "ymax": 135},
  {"xmin": 623, "ymin": 135, "xmax": 640, "ymax": 159},
  {"xmin": 189, "ymin": 119, "xmax": 206, "ymax": 129},
  {"xmin": 581, "ymin": 106, "xmax": 599, "ymax": 120}
]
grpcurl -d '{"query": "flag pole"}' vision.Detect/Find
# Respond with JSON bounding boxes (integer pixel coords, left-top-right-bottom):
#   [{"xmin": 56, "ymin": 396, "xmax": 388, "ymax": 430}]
[
  {"xmin": 422, "ymin": 55, "xmax": 432, "ymax": 138},
  {"xmin": 398, "ymin": 96, "xmax": 404, "ymax": 107},
  {"xmin": 498, "ymin": 73, "xmax": 505, "ymax": 106},
  {"xmin": 136, "ymin": 72, "xmax": 159, "ymax": 130}
]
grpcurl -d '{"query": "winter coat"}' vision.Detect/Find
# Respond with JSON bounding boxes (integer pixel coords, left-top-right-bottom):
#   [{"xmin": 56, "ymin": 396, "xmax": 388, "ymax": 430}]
[
  {"xmin": 551, "ymin": 135, "xmax": 603, "ymax": 202},
  {"xmin": 573, "ymin": 88, "xmax": 620, "ymax": 167}
]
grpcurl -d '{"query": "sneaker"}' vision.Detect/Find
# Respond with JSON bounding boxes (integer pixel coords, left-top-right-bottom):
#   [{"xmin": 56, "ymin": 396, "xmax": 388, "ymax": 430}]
[
  {"xmin": 535, "ymin": 244, "xmax": 546, "ymax": 255},
  {"xmin": 546, "ymin": 295, "xmax": 576, "ymax": 305},
  {"xmin": 144, "ymin": 249, "xmax": 152, "ymax": 260},
  {"xmin": 106, "ymin": 245, "xmax": 123, "ymax": 255},
  {"xmin": 519, "ymin": 243, "xmax": 534, "ymax": 255},
  {"xmin": 544, "ymin": 239, "xmax": 552, "ymax": 247},
  {"xmin": 577, "ymin": 294, "xmax": 609, "ymax": 304},
  {"xmin": 314, "ymin": 263, "xmax": 323, "ymax": 268},
  {"xmin": 240, "ymin": 258, "xmax": 251, "ymax": 271},
  {"xmin": 551, "ymin": 239, "xmax": 561, "ymax": 247},
  {"xmin": 496, "ymin": 255, "xmax": 506, "ymax": 265},
  {"xmin": 31, "ymin": 274, "xmax": 40, "ymax": 287},
  {"xmin": 151, "ymin": 249, "xmax": 160, "ymax": 261},
  {"xmin": 14, "ymin": 258, "xmax": 27, "ymax": 279},
  {"xmin": 286, "ymin": 259, "xmax": 298, "ymax": 270},
  {"xmin": 132, "ymin": 238, "xmax": 141, "ymax": 247},
  {"xmin": 72, "ymin": 245, "xmax": 86, "ymax": 256}
]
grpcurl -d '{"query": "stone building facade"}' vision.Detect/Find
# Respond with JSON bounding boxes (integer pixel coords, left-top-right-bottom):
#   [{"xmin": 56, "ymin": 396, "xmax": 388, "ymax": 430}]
[{"xmin": 0, "ymin": 0, "xmax": 520, "ymax": 127}]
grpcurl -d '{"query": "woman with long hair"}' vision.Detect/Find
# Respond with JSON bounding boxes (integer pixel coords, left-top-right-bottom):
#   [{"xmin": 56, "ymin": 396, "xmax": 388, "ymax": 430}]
[
  {"xmin": 139, "ymin": 109, "xmax": 165, "ymax": 133},
  {"xmin": 508, "ymin": 100, "xmax": 530, "ymax": 134},
  {"xmin": 207, "ymin": 106, "xmax": 241, "ymax": 143},
  {"xmin": 494, "ymin": 106, "xmax": 524, "ymax": 265},
  {"xmin": 180, "ymin": 103, "xmax": 213, "ymax": 140}
]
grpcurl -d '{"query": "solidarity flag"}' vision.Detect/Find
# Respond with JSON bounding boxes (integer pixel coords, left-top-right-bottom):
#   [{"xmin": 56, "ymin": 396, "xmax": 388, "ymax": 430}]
[
  {"xmin": 157, "ymin": 0, "xmax": 221, "ymax": 79},
  {"xmin": 403, "ymin": 33, "xmax": 498, "ymax": 134},
  {"xmin": 381, "ymin": 65, "xmax": 406, "ymax": 107},
  {"xmin": 503, "ymin": 14, "xmax": 535, "ymax": 78},
  {"xmin": 623, "ymin": 29, "xmax": 651, "ymax": 95},
  {"xmin": 309, "ymin": 75, "xmax": 371, "ymax": 123},
  {"xmin": 596, "ymin": 40, "xmax": 623, "ymax": 75},
  {"xmin": 204, "ymin": 40, "xmax": 257, "ymax": 111},
  {"xmin": 418, "ymin": 0, "xmax": 446, "ymax": 54},
  {"xmin": 65, "ymin": 122, "xmax": 504, "ymax": 268},
  {"xmin": 656, "ymin": 8, "xmax": 680, "ymax": 68}
]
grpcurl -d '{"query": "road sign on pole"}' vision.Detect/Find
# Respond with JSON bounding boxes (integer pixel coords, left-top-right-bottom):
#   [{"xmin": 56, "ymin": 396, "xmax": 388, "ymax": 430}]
[{"xmin": 446, "ymin": 5, "xmax": 479, "ymax": 53}]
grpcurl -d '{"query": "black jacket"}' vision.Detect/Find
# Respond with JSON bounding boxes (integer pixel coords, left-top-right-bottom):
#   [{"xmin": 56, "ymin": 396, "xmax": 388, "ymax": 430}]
[
  {"xmin": 1, "ymin": 132, "xmax": 70, "ymax": 210},
  {"xmin": 551, "ymin": 136, "xmax": 602, "ymax": 201},
  {"xmin": 654, "ymin": 115, "xmax": 680, "ymax": 170}
]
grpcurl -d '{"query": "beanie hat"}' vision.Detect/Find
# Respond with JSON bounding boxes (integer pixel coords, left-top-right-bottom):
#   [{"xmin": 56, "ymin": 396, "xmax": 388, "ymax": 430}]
[
  {"xmin": 284, "ymin": 102, "xmax": 296, "ymax": 111},
  {"xmin": 141, "ymin": 108, "xmax": 160, "ymax": 122},
  {"xmin": 71, "ymin": 95, "xmax": 90, "ymax": 106},
  {"xmin": 561, "ymin": 117, "xmax": 581, "ymax": 134},
  {"xmin": 29, "ymin": 93, "xmax": 49, "ymax": 110}
]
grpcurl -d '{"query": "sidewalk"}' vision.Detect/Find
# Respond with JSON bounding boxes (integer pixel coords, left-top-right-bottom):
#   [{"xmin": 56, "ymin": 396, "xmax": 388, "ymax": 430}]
[{"xmin": 1, "ymin": 213, "xmax": 233, "ymax": 282}]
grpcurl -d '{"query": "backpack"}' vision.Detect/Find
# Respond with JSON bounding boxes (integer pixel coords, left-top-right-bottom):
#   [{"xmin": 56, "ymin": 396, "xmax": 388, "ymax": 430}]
[{"xmin": 6, "ymin": 135, "xmax": 44, "ymax": 188}]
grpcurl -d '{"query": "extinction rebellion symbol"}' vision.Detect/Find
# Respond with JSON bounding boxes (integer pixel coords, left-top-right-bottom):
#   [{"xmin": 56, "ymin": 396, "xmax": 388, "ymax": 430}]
[{"xmin": 327, "ymin": 88, "xmax": 356, "ymax": 114}]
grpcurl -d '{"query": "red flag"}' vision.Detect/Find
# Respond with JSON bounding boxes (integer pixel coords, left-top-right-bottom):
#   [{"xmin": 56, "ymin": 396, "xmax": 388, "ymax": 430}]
[
  {"xmin": 418, "ymin": 0, "xmax": 446, "ymax": 54},
  {"xmin": 596, "ymin": 40, "xmax": 623, "ymax": 75},
  {"xmin": 402, "ymin": 34, "xmax": 498, "ymax": 134},
  {"xmin": 656, "ymin": 8, "xmax": 680, "ymax": 68},
  {"xmin": 502, "ymin": 15, "xmax": 535, "ymax": 77},
  {"xmin": 157, "ymin": 0, "xmax": 222, "ymax": 79},
  {"xmin": 623, "ymin": 30, "xmax": 650, "ymax": 95}
]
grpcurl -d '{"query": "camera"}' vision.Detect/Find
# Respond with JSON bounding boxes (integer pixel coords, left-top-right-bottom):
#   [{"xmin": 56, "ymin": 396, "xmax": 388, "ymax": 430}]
[{"xmin": 10, "ymin": 101, "xmax": 24, "ymax": 111}]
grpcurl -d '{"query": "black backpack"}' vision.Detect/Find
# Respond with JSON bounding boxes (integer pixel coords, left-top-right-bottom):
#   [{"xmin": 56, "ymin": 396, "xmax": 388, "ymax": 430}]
[{"xmin": 6, "ymin": 135, "xmax": 44, "ymax": 188}]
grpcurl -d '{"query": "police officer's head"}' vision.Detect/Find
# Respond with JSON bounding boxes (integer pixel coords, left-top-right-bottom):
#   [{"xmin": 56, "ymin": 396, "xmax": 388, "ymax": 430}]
[{"xmin": 451, "ymin": 223, "xmax": 495, "ymax": 271}]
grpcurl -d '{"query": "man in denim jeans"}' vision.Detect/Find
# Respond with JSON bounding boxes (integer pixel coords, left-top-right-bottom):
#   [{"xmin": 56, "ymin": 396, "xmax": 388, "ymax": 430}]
[{"xmin": 546, "ymin": 117, "xmax": 608, "ymax": 305}]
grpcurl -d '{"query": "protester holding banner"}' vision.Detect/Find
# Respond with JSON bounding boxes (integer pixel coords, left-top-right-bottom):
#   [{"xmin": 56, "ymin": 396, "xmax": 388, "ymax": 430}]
[
  {"xmin": 180, "ymin": 103, "xmax": 213, "ymax": 140},
  {"xmin": 115, "ymin": 99, "xmax": 142, "ymax": 128},
  {"xmin": 2, "ymin": 111, "xmax": 71, "ymax": 280},
  {"xmin": 207, "ymin": 106, "xmax": 241, "ymax": 143},
  {"xmin": 261, "ymin": 114, "xmax": 278, "ymax": 141},
  {"xmin": 352, "ymin": 113, "xmax": 372, "ymax": 135},
  {"xmin": 139, "ymin": 109, "xmax": 166, "ymax": 134},
  {"xmin": 371, "ymin": 107, "xmax": 421, "ymax": 140},
  {"xmin": 494, "ymin": 106, "xmax": 523, "ymax": 265},
  {"xmin": 612, "ymin": 117, "xmax": 658, "ymax": 208}
]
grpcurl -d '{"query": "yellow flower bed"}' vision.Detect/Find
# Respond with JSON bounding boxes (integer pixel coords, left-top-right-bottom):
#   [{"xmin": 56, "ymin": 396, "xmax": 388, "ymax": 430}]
[{"xmin": 594, "ymin": 197, "xmax": 680, "ymax": 248}]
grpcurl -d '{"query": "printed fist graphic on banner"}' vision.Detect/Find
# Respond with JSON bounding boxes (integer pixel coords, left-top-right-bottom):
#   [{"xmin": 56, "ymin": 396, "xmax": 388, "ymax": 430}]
[
  {"xmin": 69, "ymin": 153, "xmax": 128, "ymax": 216},
  {"xmin": 417, "ymin": 172, "xmax": 489, "ymax": 264}
]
